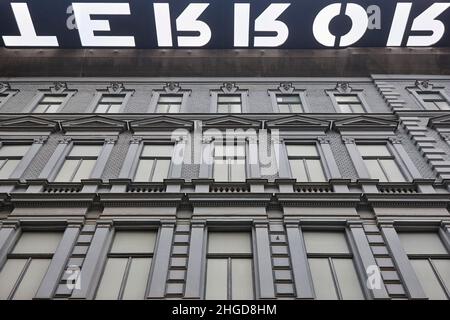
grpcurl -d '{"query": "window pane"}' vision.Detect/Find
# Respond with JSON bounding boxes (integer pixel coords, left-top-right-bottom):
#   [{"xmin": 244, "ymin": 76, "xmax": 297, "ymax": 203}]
[
  {"xmin": 41, "ymin": 95, "xmax": 65, "ymax": 103},
  {"xmin": 410, "ymin": 259, "xmax": 447, "ymax": 300},
  {"xmin": 277, "ymin": 95, "xmax": 301, "ymax": 103},
  {"xmin": 152, "ymin": 159, "xmax": 170, "ymax": 182},
  {"xmin": 309, "ymin": 258, "xmax": 338, "ymax": 300},
  {"xmin": 433, "ymin": 259, "xmax": 450, "ymax": 293},
  {"xmin": 213, "ymin": 162, "xmax": 228, "ymax": 181},
  {"xmin": 350, "ymin": 104, "xmax": 365, "ymax": 113},
  {"xmin": 303, "ymin": 232, "xmax": 350, "ymax": 254},
  {"xmin": 380, "ymin": 159, "xmax": 405, "ymax": 182},
  {"xmin": 290, "ymin": 104, "xmax": 303, "ymax": 113},
  {"xmin": 423, "ymin": 101, "xmax": 439, "ymax": 110},
  {"xmin": 33, "ymin": 104, "xmax": 49, "ymax": 113},
  {"xmin": 0, "ymin": 259, "xmax": 27, "ymax": 299},
  {"xmin": 357, "ymin": 145, "xmax": 390, "ymax": 157},
  {"xmin": 12, "ymin": 232, "xmax": 62, "ymax": 254},
  {"xmin": 72, "ymin": 159, "xmax": 96, "ymax": 181},
  {"xmin": 305, "ymin": 159, "xmax": 326, "ymax": 182},
  {"xmin": 333, "ymin": 259, "xmax": 364, "ymax": 300},
  {"xmin": 107, "ymin": 105, "xmax": 121, "ymax": 113},
  {"xmin": 218, "ymin": 95, "xmax": 241, "ymax": 103},
  {"xmin": 206, "ymin": 259, "xmax": 228, "ymax": 299},
  {"xmin": 335, "ymin": 95, "xmax": 360, "ymax": 103},
  {"xmin": 96, "ymin": 258, "xmax": 127, "ymax": 300},
  {"xmin": 217, "ymin": 105, "xmax": 229, "ymax": 113},
  {"xmin": 156, "ymin": 104, "xmax": 169, "ymax": 113},
  {"xmin": 110, "ymin": 231, "xmax": 156, "ymax": 254},
  {"xmin": 95, "ymin": 104, "xmax": 109, "ymax": 113},
  {"xmin": 69, "ymin": 145, "xmax": 102, "ymax": 157},
  {"xmin": 436, "ymin": 101, "xmax": 450, "ymax": 110},
  {"xmin": 339, "ymin": 104, "xmax": 352, "ymax": 113},
  {"xmin": 0, "ymin": 159, "xmax": 20, "ymax": 179},
  {"xmin": 278, "ymin": 104, "xmax": 291, "ymax": 113},
  {"xmin": 134, "ymin": 159, "xmax": 154, "ymax": 182},
  {"xmin": 398, "ymin": 233, "xmax": 448, "ymax": 255},
  {"xmin": 418, "ymin": 92, "xmax": 444, "ymax": 100},
  {"xmin": 45, "ymin": 104, "xmax": 61, "ymax": 113},
  {"xmin": 0, "ymin": 145, "xmax": 30, "ymax": 157},
  {"xmin": 13, "ymin": 259, "xmax": 51, "ymax": 300},
  {"xmin": 122, "ymin": 258, "xmax": 152, "ymax": 300},
  {"xmin": 364, "ymin": 159, "xmax": 387, "ymax": 182},
  {"xmin": 141, "ymin": 145, "xmax": 173, "ymax": 157},
  {"xmin": 54, "ymin": 159, "xmax": 78, "ymax": 182},
  {"xmin": 159, "ymin": 96, "xmax": 182, "ymax": 103},
  {"xmin": 286, "ymin": 145, "xmax": 318, "ymax": 157},
  {"xmin": 208, "ymin": 232, "xmax": 252, "ymax": 254},
  {"xmin": 231, "ymin": 258, "xmax": 253, "ymax": 299},
  {"xmin": 100, "ymin": 95, "xmax": 125, "ymax": 103},
  {"xmin": 230, "ymin": 162, "xmax": 246, "ymax": 181},
  {"xmin": 168, "ymin": 104, "xmax": 180, "ymax": 113},
  {"xmin": 290, "ymin": 159, "xmax": 308, "ymax": 181},
  {"xmin": 230, "ymin": 104, "xmax": 242, "ymax": 113}
]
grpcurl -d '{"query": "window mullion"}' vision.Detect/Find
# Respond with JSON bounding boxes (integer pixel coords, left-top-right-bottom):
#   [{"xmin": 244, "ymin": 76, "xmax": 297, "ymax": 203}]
[
  {"xmin": 227, "ymin": 257, "xmax": 232, "ymax": 300},
  {"xmin": 428, "ymin": 258, "xmax": 450, "ymax": 299},
  {"xmin": 8, "ymin": 257, "xmax": 32, "ymax": 300},
  {"xmin": 328, "ymin": 257, "xmax": 343, "ymax": 300},
  {"xmin": 117, "ymin": 256, "xmax": 133, "ymax": 300},
  {"xmin": 303, "ymin": 158, "xmax": 311, "ymax": 182},
  {"xmin": 149, "ymin": 158, "xmax": 157, "ymax": 182},
  {"xmin": 69, "ymin": 158, "xmax": 83, "ymax": 182}
]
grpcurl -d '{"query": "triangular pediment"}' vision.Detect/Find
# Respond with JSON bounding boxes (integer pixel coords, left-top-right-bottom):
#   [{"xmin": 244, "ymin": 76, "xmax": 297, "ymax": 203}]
[
  {"xmin": 130, "ymin": 116, "xmax": 194, "ymax": 132},
  {"xmin": 266, "ymin": 115, "xmax": 330, "ymax": 131},
  {"xmin": 0, "ymin": 116, "xmax": 58, "ymax": 131},
  {"xmin": 202, "ymin": 116, "xmax": 261, "ymax": 129},
  {"xmin": 61, "ymin": 116, "xmax": 127, "ymax": 132},
  {"xmin": 333, "ymin": 116, "xmax": 398, "ymax": 132},
  {"xmin": 428, "ymin": 114, "xmax": 450, "ymax": 129}
]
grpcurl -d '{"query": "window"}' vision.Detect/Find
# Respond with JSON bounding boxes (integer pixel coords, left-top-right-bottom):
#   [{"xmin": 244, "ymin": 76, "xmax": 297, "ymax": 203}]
[
  {"xmin": 416, "ymin": 92, "xmax": 450, "ymax": 110},
  {"xmin": 398, "ymin": 232, "xmax": 450, "ymax": 300},
  {"xmin": 217, "ymin": 95, "xmax": 242, "ymax": 113},
  {"xmin": 0, "ymin": 144, "xmax": 30, "ymax": 179},
  {"xmin": 155, "ymin": 95, "xmax": 182, "ymax": 113},
  {"xmin": 356, "ymin": 144, "xmax": 405, "ymax": 182},
  {"xmin": 213, "ymin": 143, "xmax": 246, "ymax": 182},
  {"xmin": 134, "ymin": 145, "xmax": 173, "ymax": 182},
  {"xmin": 94, "ymin": 94, "xmax": 126, "ymax": 113},
  {"xmin": 276, "ymin": 94, "xmax": 303, "ymax": 113},
  {"xmin": 286, "ymin": 144, "xmax": 326, "ymax": 182},
  {"xmin": 54, "ymin": 145, "xmax": 102, "ymax": 182},
  {"xmin": 205, "ymin": 232, "xmax": 254, "ymax": 299},
  {"xmin": 0, "ymin": 232, "xmax": 63, "ymax": 300},
  {"xmin": 33, "ymin": 94, "xmax": 67, "ymax": 113},
  {"xmin": 96, "ymin": 231, "xmax": 156, "ymax": 300},
  {"xmin": 303, "ymin": 231, "xmax": 364, "ymax": 300},
  {"xmin": 334, "ymin": 94, "xmax": 365, "ymax": 113}
]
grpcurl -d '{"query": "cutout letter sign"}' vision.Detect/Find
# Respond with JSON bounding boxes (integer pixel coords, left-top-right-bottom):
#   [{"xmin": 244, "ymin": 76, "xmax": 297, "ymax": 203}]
[{"xmin": 0, "ymin": 0, "xmax": 449, "ymax": 48}]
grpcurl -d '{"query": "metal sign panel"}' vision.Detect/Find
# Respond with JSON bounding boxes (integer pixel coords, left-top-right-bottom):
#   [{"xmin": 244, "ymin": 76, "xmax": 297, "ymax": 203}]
[{"xmin": 0, "ymin": 0, "xmax": 449, "ymax": 48}]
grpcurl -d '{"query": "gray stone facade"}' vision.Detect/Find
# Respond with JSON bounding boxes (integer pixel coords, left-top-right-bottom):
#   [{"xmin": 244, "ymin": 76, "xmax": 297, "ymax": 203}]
[{"xmin": 0, "ymin": 75, "xmax": 449, "ymax": 300}]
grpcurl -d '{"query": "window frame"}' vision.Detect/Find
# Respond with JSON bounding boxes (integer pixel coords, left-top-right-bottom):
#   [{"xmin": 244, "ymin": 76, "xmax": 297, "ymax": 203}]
[
  {"xmin": 212, "ymin": 140, "xmax": 248, "ymax": 182},
  {"xmin": 149, "ymin": 88, "xmax": 190, "ymax": 113},
  {"xmin": 410, "ymin": 89, "xmax": 450, "ymax": 111},
  {"xmin": 284, "ymin": 140, "xmax": 330, "ymax": 182},
  {"xmin": 328, "ymin": 91, "xmax": 371, "ymax": 114},
  {"xmin": 26, "ymin": 90, "xmax": 76, "ymax": 114},
  {"xmin": 87, "ymin": 90, "xmax": 133, "ymax": 114},
  {"xmin": 204, "ymin": 227, "xmax": 255, "ymax": 300},
  {"xmin": 0, "ymin": 88, "xmax": 18, "ymax": 111},
  {"xmin": 0, "ymin": 141, "xmax": 34, "ymax": 180},
  {"xmin": 210, "ymin": 87, "xmax": 249, "ymax": 113},
  {"xmin": 131, "ymin": 142, "xmax": 175, "ymax": 183},
  {"xmin": 269, "ymin": 90, "xmax": 309, "ymax": 113},
  {"xmin": 94, "ymin": 226, "xmax": 159, "ymax": 300},
  {"xmin": 355, "ymin": 140, "xmax": 410, "ymax": 182}
]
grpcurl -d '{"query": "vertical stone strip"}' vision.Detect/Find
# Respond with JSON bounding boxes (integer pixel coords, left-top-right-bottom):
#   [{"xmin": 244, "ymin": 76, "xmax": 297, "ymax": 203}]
[
  {"xmin": 254, "ymin": 220, "xmax": 276, "ymax": 299},
  {"xmin": 184, "ymin": 220, "xmax": 206, "ymax": 299}
]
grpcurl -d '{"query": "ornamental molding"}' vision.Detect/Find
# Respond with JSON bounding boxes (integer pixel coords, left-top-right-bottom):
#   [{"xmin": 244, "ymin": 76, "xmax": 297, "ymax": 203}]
[
  {"xmin": 0, "ymin": 116, "xmax": 58, "ymax": 132},
  {"xmin": 130, "ymin": 116, "xmax": 194, "ymax": 132},
  {"xmin": 266, "ymin": 115, "xmax": 330, "ymax": 132},
  {"xmin": 0, "ymin": 82, "xmax": 12, "ymax": 94},
  {"xmin": 105, "ymin": 82, "xmax": 127, "ymax": 94},
  {"xmin": 333, "ymin": 116, "xmax": 398, "ymax": 133},
  {"xmin": 61, "ymin": 116, "xmax": 127, "ymax": 132},
  {"xmin": 202, "ymin": 115, "xmax": 261, "ymax": 130},
  {"xmin": 48, "ymin": 82, "xmax": 70, "ymax": 94}
]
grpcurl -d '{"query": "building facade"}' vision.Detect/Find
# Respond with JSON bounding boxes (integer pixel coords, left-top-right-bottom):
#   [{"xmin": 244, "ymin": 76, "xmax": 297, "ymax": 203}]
[{"xmin": 0, "ymin": 75, "xmax": 449, "ymax": 300}]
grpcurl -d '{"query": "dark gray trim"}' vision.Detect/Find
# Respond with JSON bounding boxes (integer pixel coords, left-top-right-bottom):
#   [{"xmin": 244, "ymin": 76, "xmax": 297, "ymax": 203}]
[
  {"xmin": 146, "ymin": 221, "xmax": 175, "ymax": 298},
  {"xmin": 285, "ymin": 221, "xmax": 315, "ymax": 299},
  {"xmin": 35, "ymin": 224, "xmax": 81, "ymax": 299},
  {"xmin": 254, "ymin": 221, "xmax": 275, "ymax": 299},
  {"xmin": 0, "ymin": 221, "xmax": 20, "ymax": 268},
  {"xmin": 71, "ymin": 222, "xmax": 112, "ymax": 299},
  {"xmin": 380, "ymin": 223, "xmax": 427, "ymax": 299},
  {"xmin": 184, "ymin": 220, "xmax": 206, "ymax": 299}
]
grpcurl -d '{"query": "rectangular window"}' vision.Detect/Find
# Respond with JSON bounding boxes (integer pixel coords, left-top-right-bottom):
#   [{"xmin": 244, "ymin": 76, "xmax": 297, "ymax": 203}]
[
  {"xmin": 303, "ymin": 231, "xmax": 364, "ymax": 300},
  {"xmin": 334, "ymin": 94, "xmax": 365, "ymax": 113},
  {"xmin": 417, "ymin": 92, "xmax": 450, "ymax": 110},
  {"xmin": 217, "ymin": 95, "xmax": 242, "ymax": 113},
  {"xmin": 95, "ymin": 94, "xmax": 126, "ymax": 113},
  {"xmin": 33, "ymin": 94, "xmax": 67, "ymax": 113},
  {"xmin": 0, "ymin": 232, "xmax": 63, "ymax": 300},
  {"xmin": 0, "ymin": 144, "xmax": 30, "ymax": 179},
  {"xmin": 286, "ymin": 144, "xmax": 326, "ymax": 182},
  {"xmin": 398, "ymin": 232, "xmax": 450, "ymax": 300},
  {"xmin": 155, "ymin": 95, "xmax": 182, "ymax": 113},
  {"xmin": 356, "ymin": 144, "xmax": 405, "ymax": 182},
  {"xmin": 134, "ymin": 145, "xmax": 173, "ymax": 182},
  {"xmin": 276, "ymin": 94, "xmax": 303, "ymax": 113},
  {"xmin": 205, "ymin": 232, "xmax": 254, "ymax": 300},
  {"xmin": 213, "ymin": 143, "xmax": 246, "ymax": 182},
  {"xmin": 54, "ymin": 145, "xmax": 102, "ymax": 182},
  {"xmin": 96, "ymin": 231, "xmax": 157, "ymax": 300}
]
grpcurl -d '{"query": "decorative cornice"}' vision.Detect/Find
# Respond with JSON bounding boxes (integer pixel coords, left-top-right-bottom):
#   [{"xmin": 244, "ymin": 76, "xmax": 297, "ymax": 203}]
[
  {"xmin": 334, "ymin": 82, "xmax": 353, "ymax": 94},
  {"xmin": 388, "ymin": 137, "xmax": 403, "ymax": 144},
  {"xmin": 318, "ymin": 136, "xmax": 331, "ymax": 144},
  {"xmin": 33, "ymin": 136, "xmax": 48, "ymax": 144},
  {"xmin": 49, "ymin": 82, "xmax": 69, "ymax": 94},
  {"xmin": 342, "ymin": 137, "xmax": 355, "ymax": 144}
]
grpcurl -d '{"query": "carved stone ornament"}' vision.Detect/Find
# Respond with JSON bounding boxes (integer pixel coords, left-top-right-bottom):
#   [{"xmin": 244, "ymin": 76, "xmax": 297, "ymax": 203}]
[
  {"xmin": 335, "ymin": 82, "xmax": 353, "ymax": 94},
  {"xmin": 107, "ymin": 82, "xmax": 125, "ymax": 94}
]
